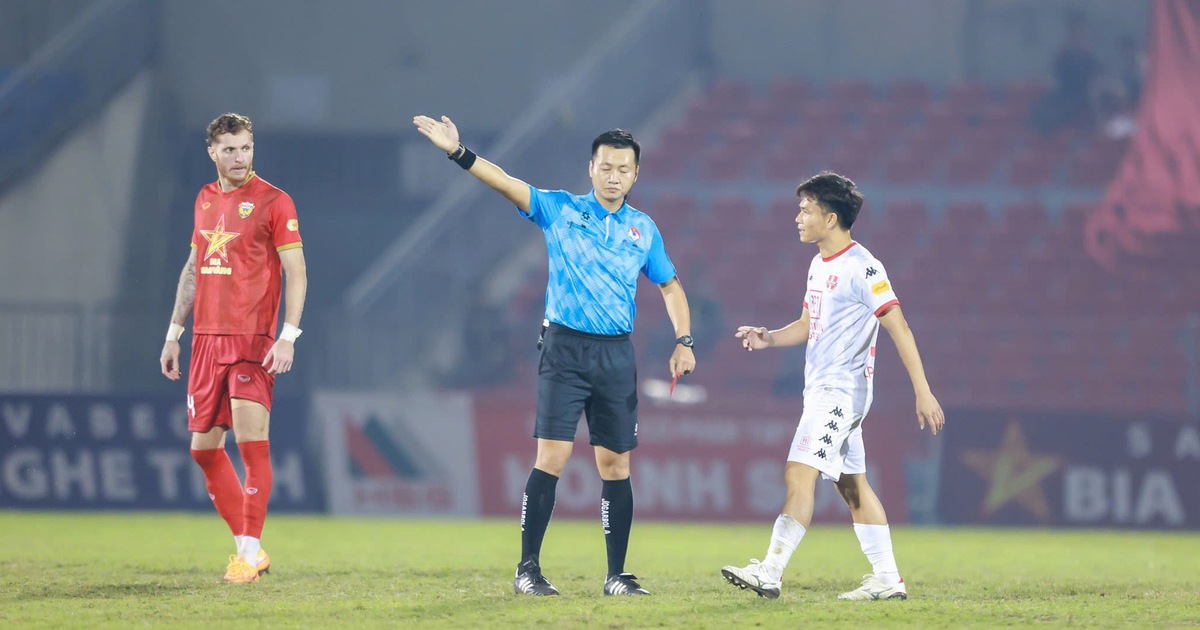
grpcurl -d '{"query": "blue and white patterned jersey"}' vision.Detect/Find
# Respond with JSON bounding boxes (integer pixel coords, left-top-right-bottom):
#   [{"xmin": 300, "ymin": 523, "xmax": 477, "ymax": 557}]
[{"xmin": 523, "ymin": 186, "xmax": 676, "ymax": 335}]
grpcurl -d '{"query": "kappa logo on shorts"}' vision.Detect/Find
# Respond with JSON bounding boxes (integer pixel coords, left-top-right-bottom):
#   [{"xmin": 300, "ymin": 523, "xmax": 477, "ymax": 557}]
[
  {"xmin": 246, "ymin": 487, "xmax": 259, "ymax": 495},
  {"xmin": 208, "ymin": 493, "xmax": 216, "ymax": 501},
  {"xmin": 831, "ymin": 407, "xmax": 844, "ymax": 419},
  {"xmin": 826, "ymin": 420, "xmax": 839, "ymax": 431},
  {"xmin": 820, "ymin": 435, "xmax": 833, "ymax": 445},
  {"xmin": 238, "ymin": 374, "xmax": 251, "ymax": 383},
  {"xmin": 815, "ymin": 448, "xmax": 828, "ymax": 460}
]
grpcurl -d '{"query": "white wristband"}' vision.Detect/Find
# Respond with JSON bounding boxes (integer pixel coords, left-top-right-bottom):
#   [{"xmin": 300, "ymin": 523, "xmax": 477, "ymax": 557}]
[
  {"xmin": 166, "ymin": 323, "xmax": 185, "ymax": 342},
  {"xmin": 279, "ymin": 323, "xmax": 302, "ymax": 342}
]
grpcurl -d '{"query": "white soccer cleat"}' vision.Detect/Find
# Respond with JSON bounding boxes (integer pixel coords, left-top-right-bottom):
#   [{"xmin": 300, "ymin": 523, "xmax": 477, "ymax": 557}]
[
  {"xmin": 720, "ymin": 559, "xmax": 781, "ymax": 599},
  {"xmin": 837, "ymin": 574, "xmax": 908, "ymax": 600}
]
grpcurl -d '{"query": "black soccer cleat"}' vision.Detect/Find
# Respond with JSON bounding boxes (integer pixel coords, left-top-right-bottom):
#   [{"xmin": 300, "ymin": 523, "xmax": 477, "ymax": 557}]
[
  {"xmin": 604, "ymin": 572, "xmax": 651, "ymax": 596},
  {"xmin": 513, "ymin": 559, "xmax": 559, "ymax": 596}
]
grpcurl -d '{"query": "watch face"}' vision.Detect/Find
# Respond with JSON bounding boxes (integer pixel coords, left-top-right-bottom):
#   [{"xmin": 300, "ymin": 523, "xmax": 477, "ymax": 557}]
[{"xmin": 678, "ymin": 335, "xmax": 694, "ymax": 347}]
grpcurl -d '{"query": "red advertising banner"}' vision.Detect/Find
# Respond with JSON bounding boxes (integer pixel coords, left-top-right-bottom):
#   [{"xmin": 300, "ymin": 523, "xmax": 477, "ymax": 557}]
[{"xmin": 472, "ymin": 394, "xmax": 920, "ymax": 523}]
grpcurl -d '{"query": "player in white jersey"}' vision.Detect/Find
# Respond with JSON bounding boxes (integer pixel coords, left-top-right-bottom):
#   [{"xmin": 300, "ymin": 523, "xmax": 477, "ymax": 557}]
[{"xmin": 720, "ymin": 172, "xmax": 944, "ymax": 601}]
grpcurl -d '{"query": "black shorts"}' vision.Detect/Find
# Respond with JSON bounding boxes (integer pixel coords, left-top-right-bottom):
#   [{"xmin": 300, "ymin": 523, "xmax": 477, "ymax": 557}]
[{"xmin": 535, "ymin": 323, "xmax": 638, "ymax": 453}]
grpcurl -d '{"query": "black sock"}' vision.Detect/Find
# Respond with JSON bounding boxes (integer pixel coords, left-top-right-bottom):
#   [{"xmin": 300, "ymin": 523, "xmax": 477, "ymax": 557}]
[
  {"xmin": 520, "ymin": 468, "xmax": 559, "ymax": 566},
  {"xmin": 602, "ymin": 477, "xmax": 633, "ymax": 577}
]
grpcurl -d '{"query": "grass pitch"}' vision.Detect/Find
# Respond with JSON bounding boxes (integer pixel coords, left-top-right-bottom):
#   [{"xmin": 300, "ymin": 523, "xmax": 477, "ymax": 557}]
[{"xmin": 2, "ymin": 512, "xmax": 1198, "ymax": 628}]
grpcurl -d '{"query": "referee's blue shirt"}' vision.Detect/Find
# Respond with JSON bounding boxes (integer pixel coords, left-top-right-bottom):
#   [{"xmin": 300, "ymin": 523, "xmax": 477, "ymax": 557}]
[{"xmin": 522, "ymin": 186, "xmax": 676, "ymax": 335}]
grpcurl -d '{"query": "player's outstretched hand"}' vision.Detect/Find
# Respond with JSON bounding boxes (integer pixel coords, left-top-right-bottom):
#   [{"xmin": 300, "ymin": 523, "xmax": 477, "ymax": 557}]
[
  {"xmin": 263, "ymin": 339, "xmax": 295, "ymax": 375},
  {"xmin": 735, "ymin": 326, "xmax": 773, "ymax": 351},
  {"xmin": 160, "ymin": 341, "xmax": 182, "ymax": 381},
  {"xmin": 412, "ymin": 115, "xmax": 461, "ymax": 154},
  {"xmin": 916, "ymin": 391, "xmax": 945, "ymax": 435}
]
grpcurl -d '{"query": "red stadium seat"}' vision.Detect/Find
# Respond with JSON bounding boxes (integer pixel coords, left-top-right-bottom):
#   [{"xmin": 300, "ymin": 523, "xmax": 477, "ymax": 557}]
[
  {"xmin": 828, "ymin": 79, "xmax": 874, "ymax": 108},
  {"xmin": 889, "ymin": 80, "xmax": 933, "ymax": 110}
]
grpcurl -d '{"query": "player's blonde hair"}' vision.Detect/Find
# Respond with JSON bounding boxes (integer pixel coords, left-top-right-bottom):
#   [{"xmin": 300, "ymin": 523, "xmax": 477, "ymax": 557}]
[{"xmin": 206, "ymin": 113, "xmax": 254, "ymax": 145}]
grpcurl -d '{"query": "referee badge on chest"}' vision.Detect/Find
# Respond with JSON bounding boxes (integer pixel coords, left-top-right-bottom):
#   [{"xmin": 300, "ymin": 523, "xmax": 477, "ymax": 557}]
[
  {"xmin": 628, "ymin": 226, "xmax": 641, "ymax": 242},
  {"xmin": 238, "ymin": 201, "xmax": 255, "ymax": 219}
]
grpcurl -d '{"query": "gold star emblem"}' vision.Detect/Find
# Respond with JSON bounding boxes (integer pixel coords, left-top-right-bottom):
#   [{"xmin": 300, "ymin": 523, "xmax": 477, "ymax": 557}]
[
  {"xmin": 199, "ymin": 215, "xmax": 241, "ymax": 261},
  {"xmin": 960, "ymin": 420, "xmax": 1063, "ymax": 521}
]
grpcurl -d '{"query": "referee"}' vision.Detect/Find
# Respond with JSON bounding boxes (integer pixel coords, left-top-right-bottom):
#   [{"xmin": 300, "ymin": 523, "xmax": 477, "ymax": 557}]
[{"xmin": 414, "ymin": 114, "xmax": 696, "ymax": 596}]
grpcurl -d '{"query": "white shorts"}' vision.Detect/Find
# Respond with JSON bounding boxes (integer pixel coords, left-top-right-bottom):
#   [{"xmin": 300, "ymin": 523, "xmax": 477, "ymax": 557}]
[{"xmin": 787, "ymin": 388, "xmax": 867, "ymax": 481}]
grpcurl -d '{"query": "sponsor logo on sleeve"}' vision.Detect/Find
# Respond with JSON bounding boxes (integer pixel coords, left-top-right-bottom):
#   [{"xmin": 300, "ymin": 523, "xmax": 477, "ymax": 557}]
[{"xmin": 871, "ymin": 280, "xmax": 891, "ymax": 295}]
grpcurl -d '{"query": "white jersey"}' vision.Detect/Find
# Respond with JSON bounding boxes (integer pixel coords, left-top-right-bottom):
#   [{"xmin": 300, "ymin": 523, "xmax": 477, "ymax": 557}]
[{"xmin": 802, "ymin": 241, "xmax": 899, "ymax": 408}]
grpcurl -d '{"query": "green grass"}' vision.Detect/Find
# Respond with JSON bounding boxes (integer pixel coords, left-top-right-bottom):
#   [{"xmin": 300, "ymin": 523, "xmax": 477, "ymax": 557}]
[{"xmin": 2, "ymin": 512, "xmax": 1198, "ymax": 628}]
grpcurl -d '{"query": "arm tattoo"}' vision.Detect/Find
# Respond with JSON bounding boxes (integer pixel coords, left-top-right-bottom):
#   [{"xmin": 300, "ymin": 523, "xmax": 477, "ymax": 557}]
[{"xmin": 171, "ymin": 255, "xmax": 197, "ymax": 325}]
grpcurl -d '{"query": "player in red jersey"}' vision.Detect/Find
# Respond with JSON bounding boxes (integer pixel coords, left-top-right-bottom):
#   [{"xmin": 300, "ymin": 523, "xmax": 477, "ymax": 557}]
[{"xmin": 159, "ymin": 113, "xmax": 307, "ymax": 584}]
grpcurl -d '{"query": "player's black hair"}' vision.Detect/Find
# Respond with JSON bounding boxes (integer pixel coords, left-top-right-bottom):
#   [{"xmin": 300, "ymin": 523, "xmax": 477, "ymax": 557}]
[
  {"xmin": 592, "ymin": 129, "xmax": 640, "ymax": 164},
  {"xmin": 796, "ymin": 171, "xmax": 864, "ymax": 230},
  {"xmin": 207, "ymin": 113, "xmax": 254, "ymax": 145}
]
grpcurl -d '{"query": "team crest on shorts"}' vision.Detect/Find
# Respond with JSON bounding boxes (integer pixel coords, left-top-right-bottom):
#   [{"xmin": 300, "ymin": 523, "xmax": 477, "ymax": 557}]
[
  {"xmin": 238, "ymin": 201, "xmax": 255, "ymax": 218},
  {"xmin": 628, "ymin": 226, "xmax": 641, "ymax": 242}
]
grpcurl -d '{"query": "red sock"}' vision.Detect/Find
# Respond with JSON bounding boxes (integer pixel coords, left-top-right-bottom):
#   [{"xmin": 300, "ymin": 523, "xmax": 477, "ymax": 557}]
[
  {"xmin": 238, "ymin": 440, "xmax": 273, "ymax": 539},
  {"xmin": 190, "ymin": 447, "xmax": 245, "ymax": 536}
]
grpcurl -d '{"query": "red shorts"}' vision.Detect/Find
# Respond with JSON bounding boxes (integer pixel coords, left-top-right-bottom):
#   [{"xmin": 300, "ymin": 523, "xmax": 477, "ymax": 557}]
[{"xmin": 187, "ymin": 334, "xmax": 276, "ymax": 433}]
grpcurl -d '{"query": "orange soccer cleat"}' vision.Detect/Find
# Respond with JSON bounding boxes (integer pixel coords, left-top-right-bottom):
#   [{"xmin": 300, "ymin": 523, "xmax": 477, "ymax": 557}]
[
  {"xmin": 223, "ymin": 555, "xmax": 260, "ymax": 584},
  {"xmin": 255, "ymin": 549, "xmax": 270, "ymax": 576}
]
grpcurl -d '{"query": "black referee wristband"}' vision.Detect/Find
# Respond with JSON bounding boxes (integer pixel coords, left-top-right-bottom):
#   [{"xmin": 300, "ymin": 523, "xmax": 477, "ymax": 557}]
[{"xmin": 448, "ymin": 144, "xmax": 477, "ymax": 170}]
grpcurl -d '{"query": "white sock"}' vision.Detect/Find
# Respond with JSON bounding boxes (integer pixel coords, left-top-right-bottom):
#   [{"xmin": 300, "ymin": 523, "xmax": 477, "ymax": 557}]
[
  {"xmin": 763, "ymin": 514, "xmax": 806, "ymax": 581},
  {"xmin": 234, "ymin": 535, "xmax": 245, "ymax": 553},
  {"xmin": 854, "ymin": 523, "xmax": 900, "ymax": 585},
  {"xmin": 239, "ymin": 536, "xmax": 261, "ymax": 564}
]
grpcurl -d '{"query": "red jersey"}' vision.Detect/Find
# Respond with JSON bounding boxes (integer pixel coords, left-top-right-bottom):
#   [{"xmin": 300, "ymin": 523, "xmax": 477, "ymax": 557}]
[{"xmin": 190, "ymin": 173, "xmax": 302, "ymax": 335}]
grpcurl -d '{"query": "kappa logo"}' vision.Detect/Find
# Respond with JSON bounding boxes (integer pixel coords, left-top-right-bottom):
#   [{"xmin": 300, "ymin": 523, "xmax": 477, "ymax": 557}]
[
  {"xmin": 237, "ymin": 374, "xmax": 251, "ymax": 383},
  {"xmin": 201, "ymin": 202, "xmax": 212, "ymax": 210},
  {"xmin": 238, "ymin": 201, "xmax": 255, "ymax": 219},
  {"xmin": 826, "ymin": 275, "xmax": 839, "ymax": 291},
  {"xmin": 865, "ymin": 267, "xmax": 877, "ymax": 278},
  {"xmin": 815, "ymin": 448, "xmax": 828, "ymax": 460},
  {"xmin": 820, "ymin": 434, "xmax": 834, "ymax": 445},
  {"xmin": 628, "ymin": 226, "xmax": 641, "ymax": 242},
  {"xmin": 825, "ymin": 420, "xmax": 839, "ymax": 431},
  {"xmin": 246, "ymin": 487, "xmax": 259, "ymax": 495},
  {"xmin": 831, "ymin": 407, "xmax": 844, "ymax": 419}
]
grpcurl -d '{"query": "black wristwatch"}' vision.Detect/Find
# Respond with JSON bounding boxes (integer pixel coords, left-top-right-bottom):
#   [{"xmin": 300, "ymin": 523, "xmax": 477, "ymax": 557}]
[{"xmin": 676, "ymin": 335, "xmax": 694, "ymax": 348}]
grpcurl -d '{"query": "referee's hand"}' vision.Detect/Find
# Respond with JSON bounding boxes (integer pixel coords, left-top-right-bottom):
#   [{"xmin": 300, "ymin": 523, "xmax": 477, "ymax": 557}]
[
  {"xmin": 412, "ymin": 115, "xmax": 460, "ymax": 154},
  {"xmin": 670, "ymin": 345, "xmax": 695, "ymax": 378}
]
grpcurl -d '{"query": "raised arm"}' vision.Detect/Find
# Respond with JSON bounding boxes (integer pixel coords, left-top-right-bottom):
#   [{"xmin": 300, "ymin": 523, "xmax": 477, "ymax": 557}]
[
  {"xmin": 735, "ymin": 307, "xmax": 810, "ymax": 351},
  {"xmin": 877, "ymin": 304, "xmax": 944, "ymax": 435},
  {"xmin": 658, "ymin": 277, "xmax": 695, "ymax": 378},
  {"xmin": 413, "ymin": 115, "xmax": 532, "ymax": 212},
  {"xmin": 160, "ymin": 249, "xmax": 197, "ymax": 380}
]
